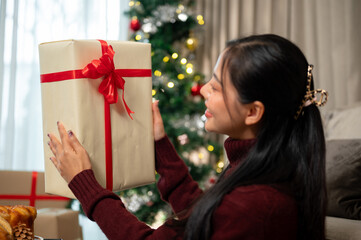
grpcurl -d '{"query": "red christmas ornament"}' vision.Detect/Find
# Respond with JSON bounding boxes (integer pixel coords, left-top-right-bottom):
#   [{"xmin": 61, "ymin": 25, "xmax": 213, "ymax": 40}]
[
  {"xmin": 209, "ymin": 177, "xmax": 216, "ymax": 184},
  {"xmin": 130, "ymin": 18, "xmax": 141, "ymax": 31},
  {"xmin": 191, "ymin": 83, "xmax": 203, "ymax": 96}
]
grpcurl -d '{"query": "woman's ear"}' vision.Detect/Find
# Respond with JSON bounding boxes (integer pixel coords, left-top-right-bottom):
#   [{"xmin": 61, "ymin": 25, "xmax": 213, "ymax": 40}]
[{"xmin": 245, "ymin": 101, "xmax": 264, "ymax": 126}]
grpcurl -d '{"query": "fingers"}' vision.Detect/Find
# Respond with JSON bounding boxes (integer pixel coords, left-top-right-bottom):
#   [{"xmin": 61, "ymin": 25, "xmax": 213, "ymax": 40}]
[
  {"xmin": 47, "ymin": 121, "xmax": 91, "ymax": 183},
  {"xmin": 48, "ymin": 133, "xmax": 62, "ymax": 170},
  {"xmin": 57, "ymin": 121, "xmax": 71, "ymax": 149},
  {"xmin": 48, "ymin": 122, "xmax": 82, "ymax": 154},
  {"xmin": 47, "ymin": 136, "xmax": 56, "ymax": 156},
  {"xmin": 67, "ymin": 130, "xmax": 83, "ymax": 153},
  {"xmin": 152, "ymin": 100, "xmax": 162, "ymax": 123},
  {"xmin": 152, "ymin": 100, "xmax": 166, "ymax": 141},
  {"xmin": 49, "ymin": 156, "xmax": 58, "ymax": 169},
  {"xmin": 48, "ymin": 133, "xmax": 62, "ymax": 156}
]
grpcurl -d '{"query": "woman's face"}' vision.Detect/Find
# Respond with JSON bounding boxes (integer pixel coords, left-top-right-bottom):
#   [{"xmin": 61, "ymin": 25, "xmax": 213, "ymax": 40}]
[{"xmin": 200, "ymin": 54, "xmax": 253, "ymax": 139}]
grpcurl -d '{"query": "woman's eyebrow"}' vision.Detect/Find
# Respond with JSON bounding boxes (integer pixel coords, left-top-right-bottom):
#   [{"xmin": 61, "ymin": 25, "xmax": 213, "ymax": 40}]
[{"xmin": 213, "ymin": 73, "xmax": 221, "ymax": 83}]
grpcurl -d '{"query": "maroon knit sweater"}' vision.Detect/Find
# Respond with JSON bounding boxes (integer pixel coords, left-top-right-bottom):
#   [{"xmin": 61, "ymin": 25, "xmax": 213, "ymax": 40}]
[{"xmin": 69, "ymin": 136, "xmax": 297, "ymax": 239}]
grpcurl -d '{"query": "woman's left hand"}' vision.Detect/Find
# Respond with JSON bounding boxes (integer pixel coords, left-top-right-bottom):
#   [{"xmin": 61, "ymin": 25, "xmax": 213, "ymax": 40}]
[{"xmin": 48, "ymin": 121, "xmax": 92, "ymax": 183}]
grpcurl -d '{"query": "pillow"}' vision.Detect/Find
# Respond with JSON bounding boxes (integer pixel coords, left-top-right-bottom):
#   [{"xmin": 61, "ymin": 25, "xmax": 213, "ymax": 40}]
[
  {"xmin": 322, "ymin": 102, "xmax": 361, "ymax": 139},
  {"xmin": 326, "ymin": 139, "xmax": 361, "ymax": 220}
]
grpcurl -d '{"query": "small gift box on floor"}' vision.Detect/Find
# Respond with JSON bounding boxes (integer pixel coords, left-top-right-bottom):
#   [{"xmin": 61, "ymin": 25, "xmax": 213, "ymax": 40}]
[
  {"xmin": 39, "ymin": 40, "xmax": 155, "ymax": 198},
  {"xmin": 0, "ymin": 171, "xmax": 70, "ymax": 208},
  {"xmin": 35, "ymin": 208, "xmax": 82, "ymax": 240}
]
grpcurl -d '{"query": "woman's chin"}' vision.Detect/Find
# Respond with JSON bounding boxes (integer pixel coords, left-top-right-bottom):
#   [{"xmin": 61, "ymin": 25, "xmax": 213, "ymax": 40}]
[
  {"xmin": 204, "ymin": 122, "xmax": 216, "ymax": 133},
  {"xmin": 204, "ymin": 123, "xmax": 211, "ymax": 132}
]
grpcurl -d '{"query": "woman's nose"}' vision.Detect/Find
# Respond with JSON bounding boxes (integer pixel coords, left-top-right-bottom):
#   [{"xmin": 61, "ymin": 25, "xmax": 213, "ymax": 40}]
[{"xmin": 200, "ymin": 82, "xmax": 208, "ymax": 99}]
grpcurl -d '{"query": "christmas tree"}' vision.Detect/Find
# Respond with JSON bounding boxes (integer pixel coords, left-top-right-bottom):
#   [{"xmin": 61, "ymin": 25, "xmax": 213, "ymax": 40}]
[{"xmin": 121, "ymin": 0, "xmax": 224, "ymax": 226}]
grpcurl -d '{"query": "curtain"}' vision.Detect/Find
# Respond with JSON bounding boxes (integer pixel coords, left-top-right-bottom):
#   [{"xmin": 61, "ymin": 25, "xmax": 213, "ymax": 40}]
[
  {"xmin": 195, "ymin": 0, "xmax": 361, "ymax": 110},
  {"xmin": 1, "ymin": 1, "xmax": 129, "ymax": 239},
  {"xmin": 0, "ymin": 0, "xmax": 130, "ymax": 171}
]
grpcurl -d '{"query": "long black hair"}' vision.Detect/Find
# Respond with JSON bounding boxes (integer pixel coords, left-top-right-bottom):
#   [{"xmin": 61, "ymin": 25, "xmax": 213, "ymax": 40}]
[{"xmin": 184, "ymin": 34, "xmax": 326, "ymax": 240}]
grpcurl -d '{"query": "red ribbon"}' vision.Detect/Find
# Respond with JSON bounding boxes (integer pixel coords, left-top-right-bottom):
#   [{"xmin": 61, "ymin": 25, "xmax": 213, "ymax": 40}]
[
  {"xmin": 0, "ymin": 172, "xmax": 69, "ymax": 207},
  {"xmin": 40, "ymin": 40, "xmax": 152, "ymax": 191}
]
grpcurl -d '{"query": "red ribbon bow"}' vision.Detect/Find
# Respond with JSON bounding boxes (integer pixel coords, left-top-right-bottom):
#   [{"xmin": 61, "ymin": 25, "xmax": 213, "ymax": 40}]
[{"xmin": 82, "ymin": 40, "xmax": 134, "ymax": 119}]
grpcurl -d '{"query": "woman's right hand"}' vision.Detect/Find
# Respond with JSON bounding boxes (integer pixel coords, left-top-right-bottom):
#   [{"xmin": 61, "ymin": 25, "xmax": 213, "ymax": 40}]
[
  {"xmin": 48, "ymin": 122, "xmax": 92, "ymax": 183},
  {"xmin": 152, "ymin": 100, "xmax": 166, "ymax": 141}
]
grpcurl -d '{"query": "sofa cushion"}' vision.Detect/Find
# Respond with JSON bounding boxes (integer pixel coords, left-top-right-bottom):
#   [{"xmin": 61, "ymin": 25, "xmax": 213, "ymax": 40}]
[
  {"xmin": 326, "ymin": 139, "xmax": 361, "ymax": 220},
  {"xmin": 325, "ymin": 216, "xmax": 361, "ymax": 240},
  {"xmin": 323, "ymin": 102, "xmax": 361, "ymax": 139}
]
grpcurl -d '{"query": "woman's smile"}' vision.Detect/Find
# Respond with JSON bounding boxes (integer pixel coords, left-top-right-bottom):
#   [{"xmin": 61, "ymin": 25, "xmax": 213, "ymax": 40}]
[{"xmin": 204, "ymin": 108, "xmax": 213, "ymax": 118}]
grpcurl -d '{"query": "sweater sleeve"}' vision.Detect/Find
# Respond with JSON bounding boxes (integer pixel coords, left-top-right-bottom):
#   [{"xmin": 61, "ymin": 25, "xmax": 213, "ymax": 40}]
[
  {"xmin": 155, "ymin": 136, "xmax": 203, "ymax": 213},
  {"xmin": 69, "ymin": 169, "xmax": 180, "ymax": 240}
]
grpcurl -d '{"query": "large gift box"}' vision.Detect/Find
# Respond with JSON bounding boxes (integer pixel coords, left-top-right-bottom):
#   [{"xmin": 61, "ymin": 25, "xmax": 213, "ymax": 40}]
[
  {"xmin": 35, "ymin": 208, "xmax": 82, "ymax": 240},
  {"xmin": 0, "ymin": 171, "xmax": 70, "ymax": 208},
  {"xmin": 39, "ymin": 40, "xmax": 155, "ymax": 198}
]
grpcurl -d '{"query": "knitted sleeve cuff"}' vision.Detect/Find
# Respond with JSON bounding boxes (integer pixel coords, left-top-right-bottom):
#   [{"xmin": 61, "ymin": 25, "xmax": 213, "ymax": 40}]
[{"xmin": 68, "ymin": 169, "xmax": 121, "ymax": 220}]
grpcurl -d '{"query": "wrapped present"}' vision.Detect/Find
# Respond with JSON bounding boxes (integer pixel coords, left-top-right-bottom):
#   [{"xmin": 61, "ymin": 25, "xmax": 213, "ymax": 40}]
[
  {"xmin": 35, "ymin": 208, "xmax": 82, "ymax": 240},
  {"xmin": 0, "ymin": 171, "xmax": 70, "ymax": 208},
  {"xmin": 39, "ymin": 40, "xmax": 155, "ymax": 198}
]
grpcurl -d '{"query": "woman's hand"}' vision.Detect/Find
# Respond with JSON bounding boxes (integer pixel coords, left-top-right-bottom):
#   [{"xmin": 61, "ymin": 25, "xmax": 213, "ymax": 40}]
[
  {"xmin": 152, "ymin": 100, "xmax": 166, "ymax": 141},
  {"xmin": 48, "ymin": 122, "xmax": 92, "ymax": 183}
]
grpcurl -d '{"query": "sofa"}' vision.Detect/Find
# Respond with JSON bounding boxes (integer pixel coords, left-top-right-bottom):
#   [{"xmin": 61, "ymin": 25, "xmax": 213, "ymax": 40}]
[{"xmin": 322, "ymin": 102, "xmax": 361, "ymax": 240}]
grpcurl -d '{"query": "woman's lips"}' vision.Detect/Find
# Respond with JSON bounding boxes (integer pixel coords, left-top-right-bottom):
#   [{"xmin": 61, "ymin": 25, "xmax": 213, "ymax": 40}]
[{"xmin": 205, "ymin": 109, "xmax": 213, "ymax": 118}]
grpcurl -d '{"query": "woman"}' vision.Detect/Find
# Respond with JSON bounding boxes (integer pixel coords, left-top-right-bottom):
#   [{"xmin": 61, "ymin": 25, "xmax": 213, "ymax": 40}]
[{"xmin": 48, "ymin": 34, "xmax": 328, "ymax": 239}]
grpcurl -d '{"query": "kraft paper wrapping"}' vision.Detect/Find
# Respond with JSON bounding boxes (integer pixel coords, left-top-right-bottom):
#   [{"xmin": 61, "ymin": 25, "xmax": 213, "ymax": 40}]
[
  {"xmin": 0, "ymin": 171, "xmax": 69, "ymax": 208},
  {"xmin": 35, "ymin": 208, "xmax": 82, "ymax": 240},
  {"xmin": 39, "ymin": 40, "xmax": 155, "ymax": 198}
]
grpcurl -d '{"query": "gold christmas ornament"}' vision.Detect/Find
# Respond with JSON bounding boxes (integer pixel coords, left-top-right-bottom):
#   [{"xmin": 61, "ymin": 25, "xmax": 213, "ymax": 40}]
[{"xmin": 186, "ymin": 37, "xmax": 198, "ymax": 51}]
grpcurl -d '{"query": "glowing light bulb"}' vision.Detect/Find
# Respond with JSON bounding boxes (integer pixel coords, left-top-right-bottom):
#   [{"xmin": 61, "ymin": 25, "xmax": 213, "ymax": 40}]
[
  {"xmin": 186, "ymin": 38, "xmax": 194, "ymax": 45},
  {"xmin": 217, "ymin": 161, "xmax": 224, "ymax": 168},
  {"xmin": 172, "ymin": 53, "xmax": 178, "ymax": 59},
  {"xmin": 167, "ymin": 82, "xmax": 175, "ymax": 88},
  {"xmin": 177, "ymin": 74, "xmax": 185, "ymax": 80},
  {"xmin": 207, "ymin": 145, "xmax": 214, "ymax": 152},
  {"xmin": 154, "ymin": 70, "xmax": 162, "ymax": 77},
  {"xmin": 135, "ymin": 35, "xmax": 142, "ymax": 41},
  {"xmin": 180, "ymin": 58, "xmax": 187, "ymax": 64},
  {"xmin": 163, "ymin": 56, "xmax": 170, "ymax": 62},
  {"xmin": 152, "ymin": 89, "xmax": 156, "ymax": 96}
]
